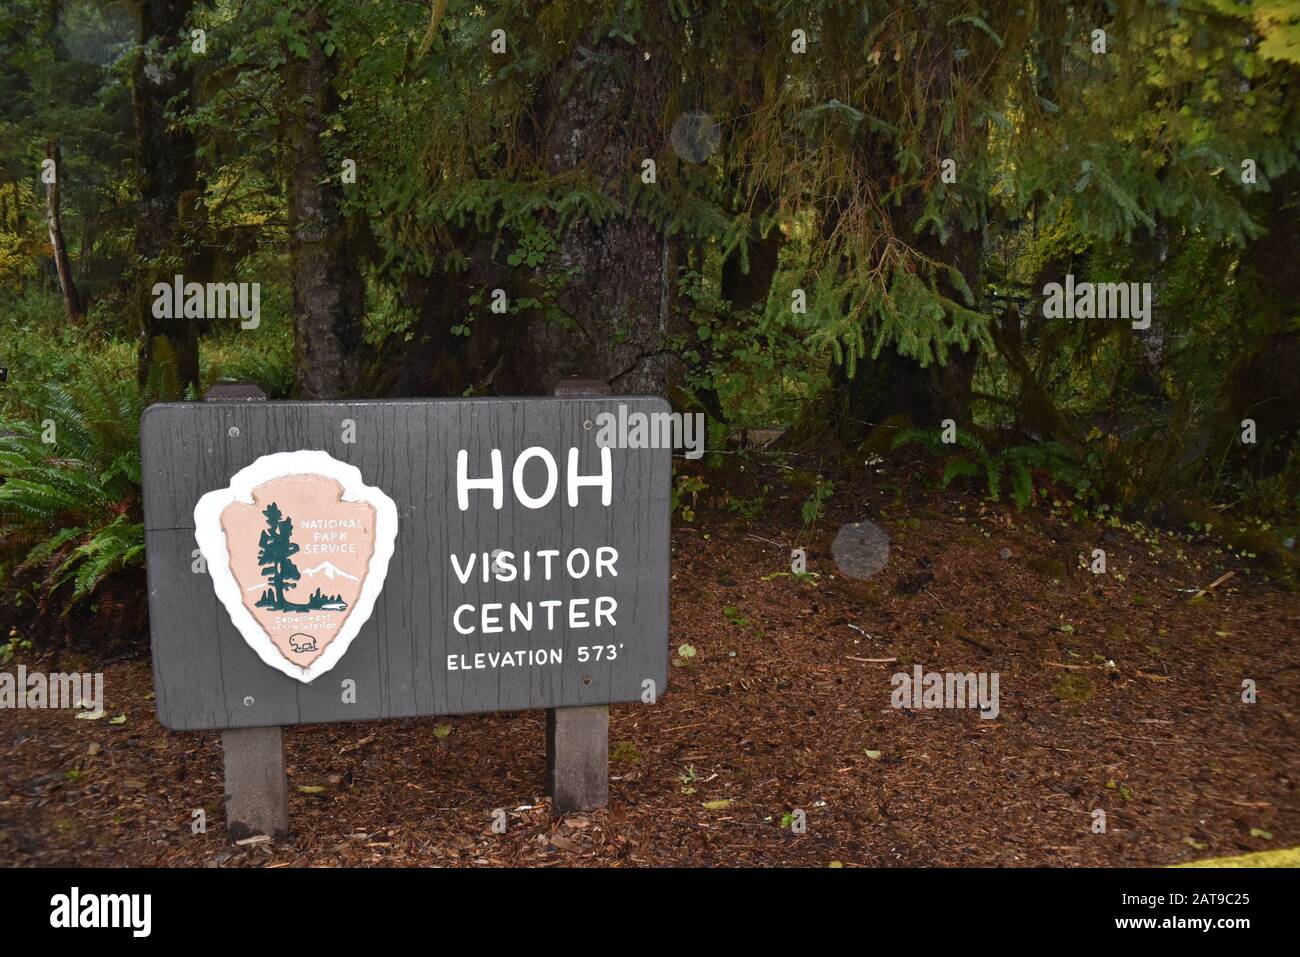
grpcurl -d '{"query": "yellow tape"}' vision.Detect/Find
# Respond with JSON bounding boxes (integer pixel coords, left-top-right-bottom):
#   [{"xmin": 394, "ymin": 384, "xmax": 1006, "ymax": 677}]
[{"xmin": 1173, "ymin": 847, "xmax": 1300, "ymax": 868}]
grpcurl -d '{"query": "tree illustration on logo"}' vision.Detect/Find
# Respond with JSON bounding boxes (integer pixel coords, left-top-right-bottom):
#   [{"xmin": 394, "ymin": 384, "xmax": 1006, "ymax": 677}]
[
  {"xmin": 253, "ymin": 502, "xmax": 348, "ymax": 612},
  {"xmin": 255, "ymin": 502, "xmax": 301, "ymax": 610}
]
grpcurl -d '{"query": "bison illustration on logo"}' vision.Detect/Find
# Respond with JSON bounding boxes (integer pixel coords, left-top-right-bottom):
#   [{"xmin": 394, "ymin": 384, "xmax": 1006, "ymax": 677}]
[{"xmin": 288, "ymin": 633, "xmax": 318, "ymax": 654}]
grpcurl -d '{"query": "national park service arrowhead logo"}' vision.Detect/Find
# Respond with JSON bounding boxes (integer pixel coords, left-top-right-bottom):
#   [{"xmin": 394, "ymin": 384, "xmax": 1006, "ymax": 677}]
[{"xmin": 194, "ymin": 451, "xmax": 398, "ymax": 683}]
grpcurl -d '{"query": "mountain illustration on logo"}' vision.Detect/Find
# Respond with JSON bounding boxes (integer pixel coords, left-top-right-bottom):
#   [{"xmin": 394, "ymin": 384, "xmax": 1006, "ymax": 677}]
[
  {"xmin": 302, "ymin": 561, "xmax": 360, "ymax": 582},
  {"xmin": 245, "ymin": 560, "xmax": 359, "ymax": 591}
]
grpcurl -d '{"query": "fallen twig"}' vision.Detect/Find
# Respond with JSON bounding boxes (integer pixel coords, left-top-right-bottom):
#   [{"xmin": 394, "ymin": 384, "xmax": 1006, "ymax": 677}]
[
  {"xmin": 1188, "ymin": 571, "xmax": 1235, "ymax": 601},
  {"xmin": 339, "ymin": 733, "xmax": 377, "ymax": 755}
]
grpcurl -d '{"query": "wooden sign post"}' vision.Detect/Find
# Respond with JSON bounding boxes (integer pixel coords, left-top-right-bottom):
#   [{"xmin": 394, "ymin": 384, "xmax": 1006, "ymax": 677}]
[
  {"xmin": 548, "ymin": 378, "xmax": 612, "ymax": 812},
  {"xmin": 205, "ymin": 384, "xmax": 289, "ymax": 841},
  {"xmin": 143, "ymin": 383, "xmax": 671, "ymax": 839}
]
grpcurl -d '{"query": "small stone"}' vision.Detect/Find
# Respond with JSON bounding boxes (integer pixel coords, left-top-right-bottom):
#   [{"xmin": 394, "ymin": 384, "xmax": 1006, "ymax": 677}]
[
  {"xmin": 831, "ymin": 520, "xmax": 891, "ymax": 580},
  {"xmin": 1000, "ymin": 548, "xmax": 1012, "ymax": 559}
]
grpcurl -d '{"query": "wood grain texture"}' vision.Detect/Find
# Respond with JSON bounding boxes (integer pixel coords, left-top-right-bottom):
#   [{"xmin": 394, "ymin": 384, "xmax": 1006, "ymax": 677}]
[
  {"xmin": 546, "ymin": 378, "xmax": 612, "ymax": 813},
  {"xmin": 221, "ymin": 726, "xmax": 288, "ymax": 840},
  {"xmin": 547, "ymin": 705, "xmax": 609, "ymax": 812},
  {"xmin": 141, "ymin": 398, "xmax": 671, "ymax": 730},
  {"xmin": 203, "ymin": 382, "xmax": 290, "ymax": 842}
]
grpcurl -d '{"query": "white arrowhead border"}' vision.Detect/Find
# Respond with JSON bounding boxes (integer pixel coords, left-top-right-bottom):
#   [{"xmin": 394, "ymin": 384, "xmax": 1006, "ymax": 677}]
[{"xmin": 194, "ymin": 450, "xmax": 399, "ymax": 684}]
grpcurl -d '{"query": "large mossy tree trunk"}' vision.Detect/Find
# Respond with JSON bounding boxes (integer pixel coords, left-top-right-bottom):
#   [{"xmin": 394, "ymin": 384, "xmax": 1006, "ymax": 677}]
[
  {"xmin": 1227, "ymin": 171, "xmax": 1300, "ymax": 472},
  {"xmin": 132, "ymin": 0, "xmax": 199, "ymax": 392},
  {"xmin": 284, "ymin": 4, "xmax": 365, "ymax": 400},
  {"xmin": 493, "ymin": 28, "xmax": 677, "ymax": 396}
]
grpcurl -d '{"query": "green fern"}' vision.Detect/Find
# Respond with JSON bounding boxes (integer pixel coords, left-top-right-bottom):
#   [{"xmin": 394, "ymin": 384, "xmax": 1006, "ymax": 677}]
[
  {"xmin": 0, "ymin": 357, "xmax": 170, "ymax": 614},
  {"xmin": 941, "ymin": 457, "xmax": 980, "ymax": 488},
  {"xmin": 893, "ymin": 427, "xmax": 1086, "ymax": 509}
]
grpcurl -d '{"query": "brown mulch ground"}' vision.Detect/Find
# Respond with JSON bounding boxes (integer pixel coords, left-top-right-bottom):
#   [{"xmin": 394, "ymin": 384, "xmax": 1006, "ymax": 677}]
[{"xmin": 2, "ymin": 456, "xmax": 1297, "ymax": 867}]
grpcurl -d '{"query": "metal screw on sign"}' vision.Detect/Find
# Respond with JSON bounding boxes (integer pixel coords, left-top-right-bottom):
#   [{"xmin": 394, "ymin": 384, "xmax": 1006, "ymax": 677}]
[
  {"xmin": 228, "ymin": 426, "xmax": 240, "ymax": 438},
  {"xmin": 243, "ymin": 696, "xmax": 254, "ymax": 707}
]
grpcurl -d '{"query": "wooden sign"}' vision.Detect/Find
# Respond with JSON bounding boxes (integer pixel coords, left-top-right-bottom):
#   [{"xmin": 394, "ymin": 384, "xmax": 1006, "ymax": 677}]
[{"xmin": 141, "ymin": 398, "xmax": 671, "ymax": 732}]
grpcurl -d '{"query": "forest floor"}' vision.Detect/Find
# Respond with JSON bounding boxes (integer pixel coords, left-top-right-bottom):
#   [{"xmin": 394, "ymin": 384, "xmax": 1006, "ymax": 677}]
[{"xmin": 2, "ymin": 452, "xmax": 1297, "ymax": 867}]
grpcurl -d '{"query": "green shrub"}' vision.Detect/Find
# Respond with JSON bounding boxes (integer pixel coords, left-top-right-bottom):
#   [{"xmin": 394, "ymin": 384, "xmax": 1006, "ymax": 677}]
[
  {"xmin": 0, "ymin": 358, "xmax": 167, "ymax": 613},
  {"xmin": 0, "ymin": 291, "xmax": 135, "ymax": 417},
  {"xmin": 892, "ymin": 427, "xmax": 1090, "ymax": 509}
]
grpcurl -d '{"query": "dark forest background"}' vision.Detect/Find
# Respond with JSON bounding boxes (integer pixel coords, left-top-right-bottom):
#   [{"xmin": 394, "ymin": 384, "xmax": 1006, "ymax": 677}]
[{"xmin": 1, "ymin": 0, "xmax": 1298, "ymax": 637}]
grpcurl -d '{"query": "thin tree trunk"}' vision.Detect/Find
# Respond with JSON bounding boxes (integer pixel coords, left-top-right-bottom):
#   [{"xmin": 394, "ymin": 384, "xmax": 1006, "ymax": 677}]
[
  {"xmin": 285, "ymin": 4, "xmax": 365, "ymax": 400},
  {"xmin": 45, "ymin": 141, "xmax": 83, "ymax": 323},
  {"xmin": 133, "ymin": 0, "xmax": 200, "ymax": 392}
]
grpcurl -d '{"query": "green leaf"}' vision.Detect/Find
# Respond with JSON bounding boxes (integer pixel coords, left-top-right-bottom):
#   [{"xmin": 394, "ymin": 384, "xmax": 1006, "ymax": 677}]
[
  {"xmin": 1009, "ymin": 463, "xmax": 1033, "ymax": 510},
  {"xmin": 941, "ymin": 457, "xmax": 979, "ymax": 488}
]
